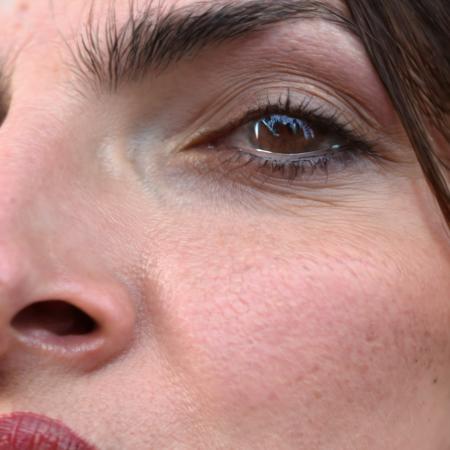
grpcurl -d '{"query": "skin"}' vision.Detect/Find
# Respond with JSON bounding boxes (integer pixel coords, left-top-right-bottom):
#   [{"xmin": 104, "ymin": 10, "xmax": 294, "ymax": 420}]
[{"xmin": 0, "ymin": 0, "xmax": 449, "ymax": 449}]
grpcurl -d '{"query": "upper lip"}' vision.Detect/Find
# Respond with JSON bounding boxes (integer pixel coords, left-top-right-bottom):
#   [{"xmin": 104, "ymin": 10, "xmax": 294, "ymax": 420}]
[{"xmin": 0, "ymin": 412, "xmax": 97, "ymax": 450}]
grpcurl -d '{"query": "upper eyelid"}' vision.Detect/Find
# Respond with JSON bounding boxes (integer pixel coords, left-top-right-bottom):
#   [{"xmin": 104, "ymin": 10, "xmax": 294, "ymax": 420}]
[
  {"xmin": 184, "ymin": 91, "xmax": 371, "ymax": 150},
  {"xmin": 216, "ymin": 102, "xmax": 374, "ymax": 152}
]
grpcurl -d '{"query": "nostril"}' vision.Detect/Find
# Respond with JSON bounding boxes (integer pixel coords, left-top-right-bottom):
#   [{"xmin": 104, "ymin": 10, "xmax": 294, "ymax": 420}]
[
  {"xmin": 11, "ymin": 300, "xmax": 98, "ymax": 337},
  {"xmin": 4, "ymin": 282, "xmax": 135, "ymax": 369}
]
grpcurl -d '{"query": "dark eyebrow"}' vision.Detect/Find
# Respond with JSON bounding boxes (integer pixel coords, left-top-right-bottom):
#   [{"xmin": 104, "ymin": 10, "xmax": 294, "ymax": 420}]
[{"xmin": 69, "ymin": 0, "xmax": 353, "ymax": 93}]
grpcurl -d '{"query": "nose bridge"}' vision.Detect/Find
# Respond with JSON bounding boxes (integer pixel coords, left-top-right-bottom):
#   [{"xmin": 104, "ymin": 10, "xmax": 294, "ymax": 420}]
[
  {"xmin": 0, "ymin": 122, "xmax": 45, "ymax": 233},
  {"xmin": 0, "ymin": 140, "xmax": 41, "ymax": 330},
  {"xmin": 0, "ymin": 120, "xmax": 48, "ymax": 228},
  {"xmin": 0, "ymin": 112, "xmax": 64, "ymax": 306},
  {"xmin": 0, "ymin": 156, "xmax": 34, "ymax": 360},
  {"xmin": 0, "ymin": 97, "xmax": 74, "ymax": 219}
]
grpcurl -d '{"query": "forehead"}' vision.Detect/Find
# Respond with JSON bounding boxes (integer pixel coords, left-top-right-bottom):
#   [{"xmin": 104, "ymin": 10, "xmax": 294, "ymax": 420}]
[{"xmin": 0, "ymin": 0, "xmax": 345, "ymax": 39}]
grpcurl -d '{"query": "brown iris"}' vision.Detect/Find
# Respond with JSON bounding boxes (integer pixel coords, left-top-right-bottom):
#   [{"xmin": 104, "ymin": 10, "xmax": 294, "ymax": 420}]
[{"xmin": 250, "ymin": 114, "xmax": 318, "ymax": 154}]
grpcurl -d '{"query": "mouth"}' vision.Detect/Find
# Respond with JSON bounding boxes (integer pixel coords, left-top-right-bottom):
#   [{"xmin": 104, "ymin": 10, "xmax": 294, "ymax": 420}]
[{"xmin": 0, "ymin": 412, "xmax": 97, "ymax": 450}]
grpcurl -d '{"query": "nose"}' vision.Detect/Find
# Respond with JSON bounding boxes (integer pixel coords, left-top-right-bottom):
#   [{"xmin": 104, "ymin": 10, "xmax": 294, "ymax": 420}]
[
  {"xmin": 0, "ymin": 132, "xmax": 136, "ymax": 373},
  {"xmin": 0, "ymin": 235, "xmax": 136, "ymax": 371}
]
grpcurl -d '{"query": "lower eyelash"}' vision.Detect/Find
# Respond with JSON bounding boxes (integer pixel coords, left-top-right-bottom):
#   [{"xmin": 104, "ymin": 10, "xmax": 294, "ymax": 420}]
[
  {"xmin": 216, "ymin": 143, "xmax": 379, "ymax": 183},
  {"xmin": 240, "ymin": 151, "xmax": 333, "ymax": 180}
]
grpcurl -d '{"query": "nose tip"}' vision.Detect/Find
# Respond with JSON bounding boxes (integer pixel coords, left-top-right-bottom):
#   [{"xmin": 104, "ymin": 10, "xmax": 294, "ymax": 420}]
[{"xmin": 0, "ymin": 246, "xmax": 136, "ymax": 370}]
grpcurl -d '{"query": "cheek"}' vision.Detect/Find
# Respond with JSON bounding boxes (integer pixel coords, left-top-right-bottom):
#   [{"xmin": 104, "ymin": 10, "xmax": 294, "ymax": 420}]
[{"xmin": 154, "ymin": 225, "xmax": 450, "ymax": 430}]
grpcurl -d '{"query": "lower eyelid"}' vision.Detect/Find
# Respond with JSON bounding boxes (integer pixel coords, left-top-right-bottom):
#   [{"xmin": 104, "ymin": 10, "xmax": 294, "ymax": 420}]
[{"xmin": 187, "ymin": 141, "xmax": 381, "ymax": 186}]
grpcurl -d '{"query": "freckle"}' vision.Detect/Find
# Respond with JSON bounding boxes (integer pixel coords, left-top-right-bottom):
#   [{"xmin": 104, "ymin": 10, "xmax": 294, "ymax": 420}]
[
  {"xmin": 433, "ymin": 378, "xmax": 438, "ymax": 384},
  {"xmin": 18, "ymin": 2, "xmax": 29, "ymax": 12}
]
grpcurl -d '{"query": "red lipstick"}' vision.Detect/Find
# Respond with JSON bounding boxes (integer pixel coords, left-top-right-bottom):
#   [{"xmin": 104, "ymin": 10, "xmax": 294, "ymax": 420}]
[{"xmin": 0, "ymin": 412, "xmax": 96, "ymax": 450}]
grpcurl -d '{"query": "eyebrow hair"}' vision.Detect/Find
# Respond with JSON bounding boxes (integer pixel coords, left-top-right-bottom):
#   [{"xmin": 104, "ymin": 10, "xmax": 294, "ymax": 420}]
[{"xmin": 69, "ymin": 0, "xmax": 353, "ymax": 93}]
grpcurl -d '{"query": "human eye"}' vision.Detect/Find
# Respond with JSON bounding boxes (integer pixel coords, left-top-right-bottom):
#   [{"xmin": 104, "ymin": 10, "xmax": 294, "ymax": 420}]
[{"xmin": 178, "ymin": 91, "xmax": 384, "ymax": 188}]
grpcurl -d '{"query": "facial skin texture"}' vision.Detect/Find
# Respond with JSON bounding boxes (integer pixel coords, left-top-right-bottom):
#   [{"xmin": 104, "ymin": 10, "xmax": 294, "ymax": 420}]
[{"xmin": 0, "ymin": 0, "xmax": 449, "ymax": 449}]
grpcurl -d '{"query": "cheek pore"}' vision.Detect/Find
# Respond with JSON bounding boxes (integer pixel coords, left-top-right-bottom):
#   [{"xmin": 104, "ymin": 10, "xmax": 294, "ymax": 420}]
[{"xmin": 157, "ymin": 231, "xmax": 449, "ymax": 441}]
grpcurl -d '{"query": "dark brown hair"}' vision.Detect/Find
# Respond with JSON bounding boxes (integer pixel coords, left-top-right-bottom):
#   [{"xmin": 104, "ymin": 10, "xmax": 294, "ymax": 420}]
[{"xmin": 346, "ymin": 0, "xmax": 450, "ymax": 228}]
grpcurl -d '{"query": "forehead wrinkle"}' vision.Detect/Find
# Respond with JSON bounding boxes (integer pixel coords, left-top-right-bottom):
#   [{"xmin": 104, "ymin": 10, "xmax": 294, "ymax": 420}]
[{"xmin": 68, "ymin": 0, "xmax": 355, "ymax": 94}]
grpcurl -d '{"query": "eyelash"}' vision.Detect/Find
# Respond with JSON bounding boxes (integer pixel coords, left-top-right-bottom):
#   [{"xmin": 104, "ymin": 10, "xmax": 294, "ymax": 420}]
[{"xmin": 196, "ymin": 93, "xmax": 381, "ymax": 183}]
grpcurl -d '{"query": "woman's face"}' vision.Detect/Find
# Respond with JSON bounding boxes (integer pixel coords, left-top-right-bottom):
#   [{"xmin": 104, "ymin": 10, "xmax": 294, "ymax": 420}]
[{"xmin": 0, "ymin": 0, "xmax": 449, "ymax": 448}]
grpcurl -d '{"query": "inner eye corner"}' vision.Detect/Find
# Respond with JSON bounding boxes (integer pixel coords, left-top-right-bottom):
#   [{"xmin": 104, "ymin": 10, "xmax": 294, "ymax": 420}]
[{"xmin": 11, "ymin": 300, "xmax": 98, "ymax": 338}]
